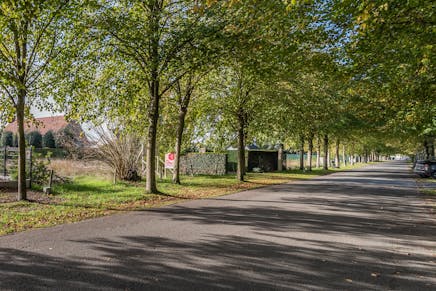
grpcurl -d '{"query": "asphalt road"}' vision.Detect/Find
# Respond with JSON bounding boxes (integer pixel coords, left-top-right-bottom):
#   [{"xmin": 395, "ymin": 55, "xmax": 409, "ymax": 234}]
[{"xmin": 1, "ymin": 161, "xmax": 435, "ymax": 290}]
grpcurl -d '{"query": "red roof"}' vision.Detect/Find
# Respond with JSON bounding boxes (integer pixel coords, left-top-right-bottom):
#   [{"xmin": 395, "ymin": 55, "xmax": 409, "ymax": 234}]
[{"xmin": 4, "ymin": 116, "xmax": 70, "ymax": 135}]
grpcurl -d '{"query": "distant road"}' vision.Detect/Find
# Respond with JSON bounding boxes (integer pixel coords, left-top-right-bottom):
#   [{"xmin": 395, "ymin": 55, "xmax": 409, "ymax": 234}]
[{"xmin": 1, "ymin": 161, "xmax": 435, "ymax": 290}]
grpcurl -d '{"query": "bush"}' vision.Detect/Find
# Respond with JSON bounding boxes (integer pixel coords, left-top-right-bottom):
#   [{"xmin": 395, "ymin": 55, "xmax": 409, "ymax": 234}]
[
  {"xmin": 55, "ymin": 126, "xmax": 85, "ymax": 159},
  {"xmin": 27, "ymin": 131, "xmax": 42, "ymax": 148},
  {"xmin": 12, "ymin": 133, "xmax": 18, "ymax": 147},
  {"xmin": 1, "ymin": 131, "xmax": 13, "ymax": 147},
  {"xmin": 8, "ymin": 151, "xmax": 51, "ymax": 186},
  {"xmin": 34, "ymin": 148, "xmax": 67, "ymax": 159},
  {"xmin": 43, "ymin": 131, "xmax": 56, "ymax": 148},
  {"xmin": 89, "ymin": 127, "xmax": 142, "ymax": 182},
  {"xmin": 31, "ymin": 159, "xmax": 51, "ymax": 186}
]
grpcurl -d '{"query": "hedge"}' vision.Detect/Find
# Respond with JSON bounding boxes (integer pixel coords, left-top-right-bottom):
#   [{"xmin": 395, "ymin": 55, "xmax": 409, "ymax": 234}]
[{"xmin": 180, "ymin": 153, "xmax": 227, "ymax": 175}]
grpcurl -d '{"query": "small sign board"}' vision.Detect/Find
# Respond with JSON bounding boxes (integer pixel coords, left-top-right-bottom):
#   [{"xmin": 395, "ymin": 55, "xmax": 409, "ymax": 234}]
[{"xmin": 165, "ymin": 152, "xmax": 175, "ymax": 169}]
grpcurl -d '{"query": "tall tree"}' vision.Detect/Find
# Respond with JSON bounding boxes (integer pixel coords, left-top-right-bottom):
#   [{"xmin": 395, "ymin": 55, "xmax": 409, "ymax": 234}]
[
  {"xmin": 0, "ymin": 0, "xmax": 76, "ymax": 200},
  {"xmin": 60, "ymin": 0, "xmax": 222, "ymax": 193},
  {"xmin": 330, "ymin": 0, "xmax": 435, "ymax": 153}
]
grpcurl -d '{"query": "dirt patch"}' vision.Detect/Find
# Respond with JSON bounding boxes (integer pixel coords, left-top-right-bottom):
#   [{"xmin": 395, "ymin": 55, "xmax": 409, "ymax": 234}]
[{"xmin": 0, "ymin": 189, "xmax": 64, "ymax": 204}]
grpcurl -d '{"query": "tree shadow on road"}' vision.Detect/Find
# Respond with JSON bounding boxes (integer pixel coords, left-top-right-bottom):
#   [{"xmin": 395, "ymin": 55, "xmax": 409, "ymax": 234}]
[
  {"xmin": 1, "ymin": 162, "xmax": 435, "ymax": 290},
  {"xmin": 0, "ymin": 232, "xmax": 434, "ymax": 290}
]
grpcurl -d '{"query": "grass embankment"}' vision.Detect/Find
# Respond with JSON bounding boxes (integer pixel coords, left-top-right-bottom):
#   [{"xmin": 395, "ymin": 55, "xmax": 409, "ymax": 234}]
[
  {"xmin": 416, "ymin": 178, "xmax": 436, "ymax": 212},
  {"xmin": 1, "ymin": 163, "xmax": 366, "ymax": 235}
]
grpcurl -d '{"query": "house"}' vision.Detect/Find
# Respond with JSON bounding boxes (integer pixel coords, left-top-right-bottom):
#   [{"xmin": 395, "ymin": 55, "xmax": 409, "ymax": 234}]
[
  {"xmin": 3, "ymin": 115, "xmax": 88, "ymax": 148},
  {"xmin": 5, "ymin": 115, "xmax": 72, "ymax": 135}
]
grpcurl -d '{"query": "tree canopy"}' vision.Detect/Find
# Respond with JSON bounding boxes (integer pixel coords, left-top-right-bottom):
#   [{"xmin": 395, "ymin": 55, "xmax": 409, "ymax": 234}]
[{"xmin": 1, "ymin": 0, "xmax": 433, "ymax": 199}]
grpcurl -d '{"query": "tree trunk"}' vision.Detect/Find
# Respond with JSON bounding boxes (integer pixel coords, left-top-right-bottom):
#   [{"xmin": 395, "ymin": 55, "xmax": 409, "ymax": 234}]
[
  {"xmin": 424, "ymin": 140, "xmax": 429, "ymax": 159},
  {"xmin": 307, "ymin": 134, "xmax": 313, "ymax": 171},
  {"xmin": 299, "ymin": 135, "xmax": 304, "ymax": 170},
  {"xmin": 323, "ymin": 134, "xmax": 329, "ymax": 170},
  {"xmin": 316, "ymin": 136, "xmax": 321, "ymax": 168},
  {"xmin": 172, "ymin": 79, "xmax": 193, "ymax": 185},
  {"xmin": 277, "ymin": 144, "xmax": 283, "ymax": 171},
  {"xmin": 145, "ymin": 79, "xmax": 160, "ymax": 194},
  {"xmin": 16, "ymin": 89, "xmax": 27, "ymax": 201},
  {"xmin": 334, "ymin": 138, "xmax": 340, "ymax": 168},
  {"xmin": 145, "ymin": 2, "xmax": 162, "ymax": 193},
  {"xmin": 236, "ymin": 116, "xmax": 245, "ymax": 181},
  {"xmin": 342, "ymin": 144, "xmax": 346, "ymax": 166},
  {"xmin": 431, "ymin": 143, "xmax": 435, "ymax": 160},
  {"xmin": 172, "ymin": 108, "xmax": 187, "ymax": 184},
  {"xmin": 350, "ymin": 143, "xmax": 355, "ymax": 165}
]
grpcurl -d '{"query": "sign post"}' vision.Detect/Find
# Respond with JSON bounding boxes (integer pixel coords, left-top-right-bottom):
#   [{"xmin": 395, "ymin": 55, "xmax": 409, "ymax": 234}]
[{"xmin": 165, "ymin": 153, "xmax": 175, "ymax": 178}]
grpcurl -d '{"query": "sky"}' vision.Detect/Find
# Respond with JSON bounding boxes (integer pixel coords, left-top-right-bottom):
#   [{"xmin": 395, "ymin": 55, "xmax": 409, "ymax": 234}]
[{"xmin": 31, "ymin": 108, "xmax": 62, "ymax": 118}]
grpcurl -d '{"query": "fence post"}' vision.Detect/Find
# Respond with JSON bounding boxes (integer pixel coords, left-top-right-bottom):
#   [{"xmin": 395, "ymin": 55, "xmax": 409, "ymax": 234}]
[
  {"xmin": 29, "ymin": 147, "xmax": 33, "ymax": 189},
  {"xmin": 3, "ymin": 146, "xmax": 7, "ymax": 177}
]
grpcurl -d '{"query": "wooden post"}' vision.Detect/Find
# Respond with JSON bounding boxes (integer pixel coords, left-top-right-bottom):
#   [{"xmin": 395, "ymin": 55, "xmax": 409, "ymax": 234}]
[
  {"xmin": 49, "ymin": 170, "xmax": 54, "ymax": 188},
  {"xmin": 43, "ymin": 169, "xmax": 55, "ymax": 194},
  {"xmin": 3, "ymin": 146, "xmax": 7, "ymax": 177},
  {"xmin": 29, "ymin": 147, "xmax": 33, "ymax": 189}
]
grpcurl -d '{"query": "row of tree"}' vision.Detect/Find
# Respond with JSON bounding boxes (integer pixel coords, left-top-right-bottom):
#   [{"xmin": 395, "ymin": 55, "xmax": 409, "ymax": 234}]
[
  {"xmin": 0, "ymin": 0, "xmax": 434, "ymax": 200},
  {"xmin": 1, "ymin": 130, "xmax": 56, "ymax": 148}
]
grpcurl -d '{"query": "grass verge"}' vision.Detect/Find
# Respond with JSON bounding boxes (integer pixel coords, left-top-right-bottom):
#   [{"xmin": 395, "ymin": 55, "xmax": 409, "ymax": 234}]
[
  {"xmin": 415, "ymin": 178, "xmax": 436, "ymax": 212},
  {"xmin": 1, "ymin": 163, "xmax": 368, "ymax": 236}
]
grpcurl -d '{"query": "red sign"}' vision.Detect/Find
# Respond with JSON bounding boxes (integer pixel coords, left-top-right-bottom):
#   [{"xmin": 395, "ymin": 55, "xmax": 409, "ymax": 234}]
[{"xmin": 165, "ymin": 153, "xmax": 175, "ymax": 169}]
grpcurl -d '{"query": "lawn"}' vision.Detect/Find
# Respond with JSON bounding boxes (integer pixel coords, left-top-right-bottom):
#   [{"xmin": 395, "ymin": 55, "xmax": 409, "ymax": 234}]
[
  {"xmin": 417, "ymin": 178, "xmax": 436, "ymax": 197},
  {"xmin": 1, "ymin": 163, "xmax": 367, "ymax": 236}
]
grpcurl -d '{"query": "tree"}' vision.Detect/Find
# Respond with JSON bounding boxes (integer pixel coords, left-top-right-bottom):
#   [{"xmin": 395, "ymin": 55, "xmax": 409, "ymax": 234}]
[
  {"xmin": 0, "ymin": 0, "xmax": 77, "ymax": 200},
  {"xmin": 60, "ymin": 0, "xmax": 225, "ymax": 193},
  {"xmin": 307, "ymin": 132, "xmax": 314, "ymax": 171},
  {"xmin": 43, "ymin": 130, "xmax": 56, "ymax": 148},
  {"xmin": 195, "ymin": 0, "xmax": 317, "ymax": 180},
  {"xmin": 12, "ymin": 133, "xmax": 18, "ymax": 147},
  {"xmin": 171, "ymin": 73, "xmax": 201, "ymax": 184},
  {"xmin": 26, "ymin": 131, "xmax": 42, "ymax": 148},
  {"xmin": 330, "ymin": 0, "xmax": 435, "ymax": 154},
  {"xmin": 1, "ymin": 131, "xmax": 13, "ymax": 147}
]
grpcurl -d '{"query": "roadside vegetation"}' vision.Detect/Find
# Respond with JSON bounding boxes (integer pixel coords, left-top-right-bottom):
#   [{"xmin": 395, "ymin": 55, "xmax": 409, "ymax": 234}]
[
  {"xmin": 0, "ymin": 162, "xmax": 369, "ymax": 235},
  {"xmin": 0, "ymin": 1, "xmax": 433, "ymax": 235}
]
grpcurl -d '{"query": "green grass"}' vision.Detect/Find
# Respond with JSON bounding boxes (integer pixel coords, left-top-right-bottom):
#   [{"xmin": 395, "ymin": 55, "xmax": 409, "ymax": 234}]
[
  {"xmin": 417, "ymin": 178, "xmax": 436, "ymax": 196},
  {"xmin": 0, "ymin": 162, "xmax": 370, "ymax": 236}
]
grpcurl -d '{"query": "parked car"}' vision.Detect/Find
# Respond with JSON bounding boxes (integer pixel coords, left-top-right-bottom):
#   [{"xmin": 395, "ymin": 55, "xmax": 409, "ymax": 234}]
[{"xmin": 413, "ymin": 160, "xmax": 436, "ymax": 178}]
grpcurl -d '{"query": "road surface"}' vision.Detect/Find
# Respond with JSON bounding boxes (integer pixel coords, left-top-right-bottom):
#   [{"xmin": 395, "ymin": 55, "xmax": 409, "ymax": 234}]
[{"xmin": 1, "ymin": 161, "xmax": 435, "ymax": 290}]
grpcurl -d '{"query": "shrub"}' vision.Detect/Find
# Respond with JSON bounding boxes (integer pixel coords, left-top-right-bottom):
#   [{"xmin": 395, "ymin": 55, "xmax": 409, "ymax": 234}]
[
  {"xmin": 31, "ymin": 158, "xmax": 51, "ymax": 186},
  {"xmin": 12, "ymin": 133, "xmax": 18, "ymax": 147},
  {"xmin": 55, "ymin": 126, "xmax": 85, "ymax": 159},
  {"xmin": 8, "ymin": 151, "xmax": 51, "ymax": 186},
  {"xmin": 1, "ymin": 131, "xmax": 13, "ymax": 147},
  {"xmin": 89, "ymin": 126, "xmax": 142, "ymax": 182},
  {"xmin": 43, "ymin": 131, "xmax": 56, "ymax": 148},
  {"xmin": 27, "ymin": 131, "xmax": 43, "ymax": 148}
]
